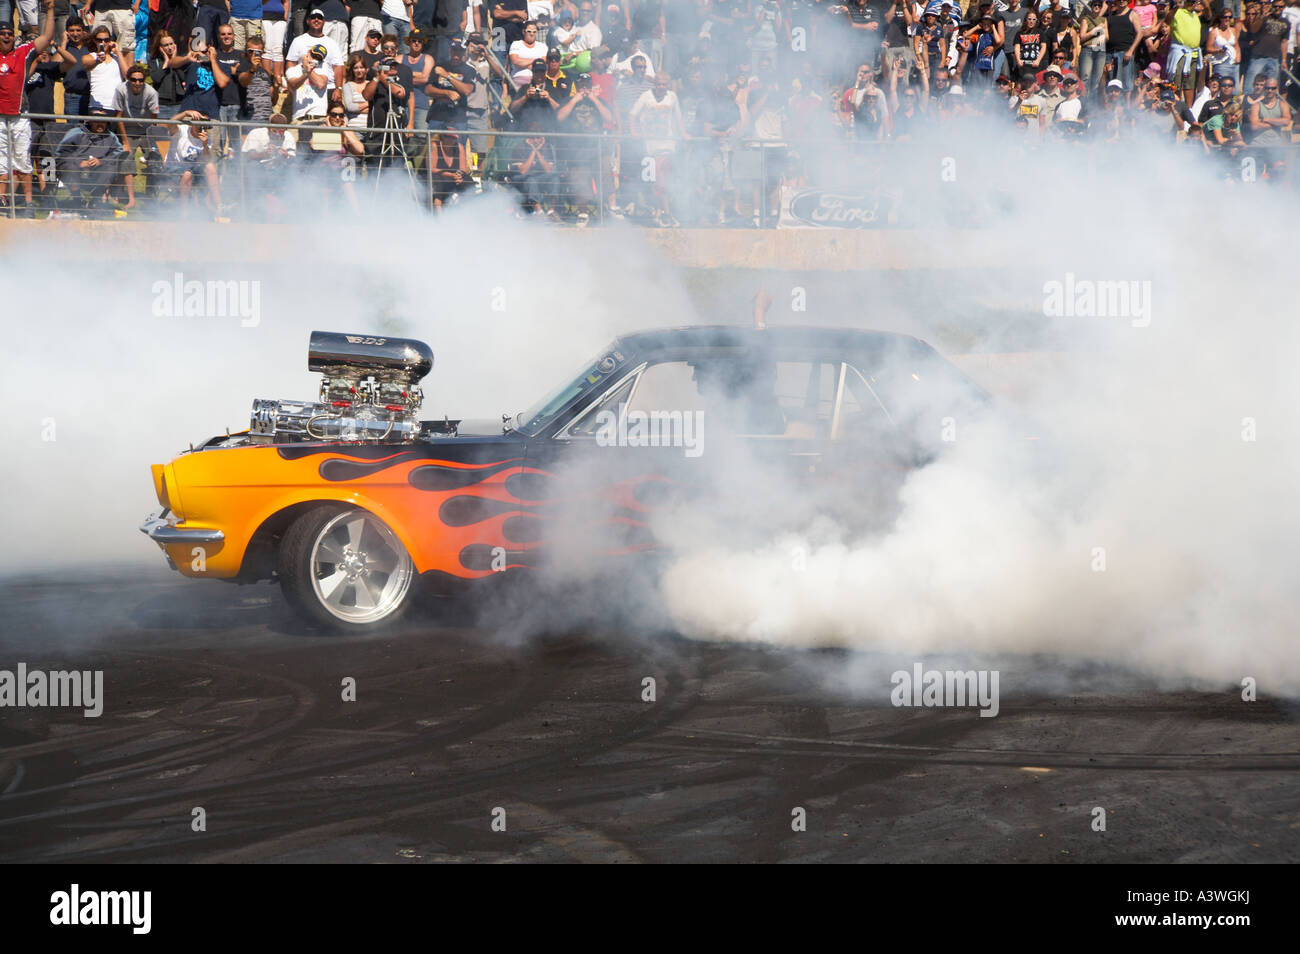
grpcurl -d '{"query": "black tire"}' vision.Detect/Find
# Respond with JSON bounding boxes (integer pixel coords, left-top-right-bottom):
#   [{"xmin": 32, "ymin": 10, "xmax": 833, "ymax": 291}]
[{"xmin": 278, "ymin": 504, "xmax": 417, "ymax": 633}]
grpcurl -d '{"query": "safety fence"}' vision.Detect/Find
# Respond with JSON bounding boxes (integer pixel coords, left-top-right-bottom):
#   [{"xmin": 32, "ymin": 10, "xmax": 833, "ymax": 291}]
[{"xmin": 3, "ymin": 112, "xmax": 1297, "ymax": 225}]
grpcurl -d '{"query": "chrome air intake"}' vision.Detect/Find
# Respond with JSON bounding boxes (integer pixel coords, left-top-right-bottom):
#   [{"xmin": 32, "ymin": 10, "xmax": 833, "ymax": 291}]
[{"xmin": 250, "ymin": 331, "xmax": 434, "ymax": 444}]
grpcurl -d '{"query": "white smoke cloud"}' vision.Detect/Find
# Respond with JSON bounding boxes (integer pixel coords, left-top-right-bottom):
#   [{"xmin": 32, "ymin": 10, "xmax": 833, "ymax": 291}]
[{"xmin": 2, "ymin": 132, "xmax": 1296, "ymax": 699}]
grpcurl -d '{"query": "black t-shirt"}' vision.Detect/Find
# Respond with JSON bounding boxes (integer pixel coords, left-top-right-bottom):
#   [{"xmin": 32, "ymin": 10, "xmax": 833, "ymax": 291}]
[
  {"xmin": 426, "ymin": 61, "xmax": 476, "ymax": 125},
  {"xmin": 431, "ymin": 0, "xmax": 467, "ymax": 36},
  {"xmin": 513, "ymin": 84, "xmax": 559, "ymax": 128},
  {"xmin": 350, "ymin": 0, "xmax": 383, "ymax": 18},
  {"xmin": 26, "ymin": 60, "xmax": 61, "ymax": 115},
  {"xmin": 1253, "ymin": 15, "xmax": 1288, "ymax": 60},
  {"xmin": 62, "ymin": 42, "xmax": 93, "ymax": 95},
  {"xmin": 93, "ymin": 0, "xmax": 133, "ymax": 10},
  {"xmin": 371, "ymin": 61, "xmax": 415, "ymax": 125},
  {"xmin": 540, "ymin": 69, "xmax": 572, "ymax": 102},
  {"xmin": 496, "ymin": 0, "xmax": 529, "ymax": 46},
  {"xmin": 846, "ymin": 0, "xmax": 881, "ymax": 31},
  {"xmin": 1198, "ymin": 96, "xmax": 1225, "ymax": 125},
  {"xmin": 1105, "ymin": 12, "xmax": 1136, "ymax": 53},
  {"xmin": 1016, "ymin": 30, "xmax": 1044, "ymax": 65},
  {"xmin": 317, "ymin": 0, "xmax": 349, "ymax": 20},
  {"xmin": 216, "ymin": 49, "xmax": 243, "ymax": 106},
  {"xmin": 179, "ymin": 60, "xmax": 222, "ymax": 117},
  {"xmin": 558, "ymin": 95, "xmax": 603, "ymax": 162},
  {"xmin": 632, "ymin": 0, "xmax": 665, "ymax": 36},
  {"xmin": 884, "ymin": 2, "xmax": 909, "ymax": 45},
  {"xmin": 704, "ymin": 92, "xmax": 740, "ymax": 133},
  {"xmin": 509, "ymin": 134, "xmax": 556, "ymax": 175}
]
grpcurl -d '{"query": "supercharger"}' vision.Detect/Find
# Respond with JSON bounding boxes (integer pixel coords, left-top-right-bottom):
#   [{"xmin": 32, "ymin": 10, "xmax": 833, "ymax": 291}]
[{"xmin": 249, "ymin": 331, "xmax": 434, "ymax": 444}]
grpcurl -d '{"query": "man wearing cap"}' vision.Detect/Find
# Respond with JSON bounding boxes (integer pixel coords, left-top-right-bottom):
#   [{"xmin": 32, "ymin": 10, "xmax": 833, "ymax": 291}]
[
  {"xmin": 403, "ymin": 28, "xmax": 435, "ymax": 129},
  {"xmin": 287, "ymin": 8, "xmax": 346, "ymax": 85},
  {"xmin": 538, "ymin": 46, "xmax": 572, "ymax": 97},
  {"xmin": 0, "ymin": 0, "xmax": 55, "ymax": 213},
  {"xmin": 285, "ymin": 41, "xmax": 333, "ymax": 118},
  {"xmin": 348, "ymin": 0, "xmax": 385, "ymax": 52},
  {"xmin": 424, "ymin": 36, "xmax": 473, "ymax": 129},
  {"xmin": 357, "ymin": 27, "xmax": 384, "ymax": 66},
  {"xmin": 510, "ymin": 58, "xmax": 560, "ymax": 123}
]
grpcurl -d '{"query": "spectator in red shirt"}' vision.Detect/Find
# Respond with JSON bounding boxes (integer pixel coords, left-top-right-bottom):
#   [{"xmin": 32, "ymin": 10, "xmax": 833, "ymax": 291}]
[{"xmin": 0, "ymin": 0, "xmax": 55, "ymax": 214}]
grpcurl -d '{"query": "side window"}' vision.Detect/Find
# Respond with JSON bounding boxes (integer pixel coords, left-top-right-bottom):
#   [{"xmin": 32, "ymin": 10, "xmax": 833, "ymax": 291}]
[
  {"xmin": 833, "ymin": 363, "xmax": 895, "ymax": 442},
  {"xmin": 772, "ymin": 361, "xmax": 837, "ymax": 439},
  {"xmin": 625, "ymin": 361, "xmax": 707, "ymax": 416},
  {"xmin": 566, "ymin": 371, "xmax": 642, "ymax": 437}
]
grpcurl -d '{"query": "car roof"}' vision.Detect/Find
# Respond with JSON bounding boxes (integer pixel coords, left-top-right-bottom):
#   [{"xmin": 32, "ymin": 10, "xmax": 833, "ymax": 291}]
[{"xmin": 612, "ymin": 325, "xmax": 932, "ymax": 356}]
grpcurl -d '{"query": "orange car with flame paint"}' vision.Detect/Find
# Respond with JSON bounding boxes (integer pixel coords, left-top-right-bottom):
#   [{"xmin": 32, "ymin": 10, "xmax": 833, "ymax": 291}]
[{"xmin": 142, "ymin": 327, "xmax": 986, "ymax": 631}]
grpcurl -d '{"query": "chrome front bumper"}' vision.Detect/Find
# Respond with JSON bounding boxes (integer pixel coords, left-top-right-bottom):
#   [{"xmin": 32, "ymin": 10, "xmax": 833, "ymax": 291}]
[{"xmin": 139, "ymin": 509, "xmax": 226, "ymax": 545}]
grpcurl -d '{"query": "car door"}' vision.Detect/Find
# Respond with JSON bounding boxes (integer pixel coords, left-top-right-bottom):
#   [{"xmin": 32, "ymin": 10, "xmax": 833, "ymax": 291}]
[{"xmin": 520, "ymin": 349, "xmax": 856, "ymax": 561}]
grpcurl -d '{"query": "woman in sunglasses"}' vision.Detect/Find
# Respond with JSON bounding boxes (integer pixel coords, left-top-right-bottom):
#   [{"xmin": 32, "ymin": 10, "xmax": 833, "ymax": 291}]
[{"xmin": 1207, "ymin": 10, "xmax": 1240, "ymax": 85}]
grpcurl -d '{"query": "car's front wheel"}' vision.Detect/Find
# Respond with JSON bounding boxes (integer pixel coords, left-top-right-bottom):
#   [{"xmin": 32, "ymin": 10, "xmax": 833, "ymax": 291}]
[{"xmin": 278, "ymin": 505, "xmax": 416, "ymax": 632}]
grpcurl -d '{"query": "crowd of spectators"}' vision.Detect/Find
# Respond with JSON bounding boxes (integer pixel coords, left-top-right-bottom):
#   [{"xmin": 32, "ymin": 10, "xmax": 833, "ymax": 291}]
[{"xmin": 0, "ymin": 0, "xmax": 1297, "ymax": 222}]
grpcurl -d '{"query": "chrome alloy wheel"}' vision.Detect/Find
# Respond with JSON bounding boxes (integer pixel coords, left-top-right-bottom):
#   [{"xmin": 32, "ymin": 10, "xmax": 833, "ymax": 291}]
[{"xmin": 309, "ymin": 509, "xmax": 414, "ymax": 624}]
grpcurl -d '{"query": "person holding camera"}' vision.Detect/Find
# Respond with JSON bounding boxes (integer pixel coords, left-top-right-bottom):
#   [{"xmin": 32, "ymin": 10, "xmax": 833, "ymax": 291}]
[
  {"xmin": 554, "ymin": 68, "xmax": 611, "ymax": 220},
  {"xmin": 164, "ymin": 109, "xmax": 225, "ymax": 214},
  {"xmin": 173, "ymin": 31, "xmax": 234, "ymax": 121},
  {"xmin": 89, "ymin": 0, "xmax": 137, "ymax": 66},
  {"xmin": 81, "ymin": 23, "xmax": 128, "ymax": 111},
  {"xmin": 287, "ymin": 8, "xmax": 347, "ymax": 86},
  {"xmin": 285, "ymin": 44, "xmax": 333, "ymax": 119},
  {"xmin": 237, "ymin": 34, "xmax": 280, "ymax": 125},
  {"xmin": 511, "ymin": 57, "xmax": 560, "ymax": 124},
  {"xmin": 362, "ymin": 49, "xmax": 412, "ymax": 167},
  {"xmin": 241, "ymin": 110, "xmax": 297, "ymax": 215}
]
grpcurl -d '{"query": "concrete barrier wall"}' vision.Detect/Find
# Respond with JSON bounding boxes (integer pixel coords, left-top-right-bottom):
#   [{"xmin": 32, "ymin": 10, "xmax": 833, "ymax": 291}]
[{"xmin": 0, "ymin": 220, "xmax": 1008, "ymax": 271}]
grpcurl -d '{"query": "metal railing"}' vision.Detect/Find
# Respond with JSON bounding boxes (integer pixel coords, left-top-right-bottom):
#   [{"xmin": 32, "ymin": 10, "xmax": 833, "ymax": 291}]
[{"xmin": 3, "ymin": 111, "xmax": 1297, "ymax": 224}]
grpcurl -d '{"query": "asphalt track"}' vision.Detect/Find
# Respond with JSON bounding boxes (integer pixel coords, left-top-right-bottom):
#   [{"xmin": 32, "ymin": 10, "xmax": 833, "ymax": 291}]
[{"xmin": 1, "ymin": 570, "xmax": 1297, "ymax": 863}]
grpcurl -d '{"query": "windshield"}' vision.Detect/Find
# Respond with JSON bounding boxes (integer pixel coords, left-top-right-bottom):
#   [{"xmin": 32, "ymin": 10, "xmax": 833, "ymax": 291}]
[{"xmin": 513, "ymin": 345, "xmax": 629, "ymax": 436}]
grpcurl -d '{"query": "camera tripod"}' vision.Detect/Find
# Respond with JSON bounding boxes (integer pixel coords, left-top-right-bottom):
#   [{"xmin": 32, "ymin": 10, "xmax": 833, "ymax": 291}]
[{"xmin": 371, "ymin": 83, "xmax": 418, "ymax": 199}]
